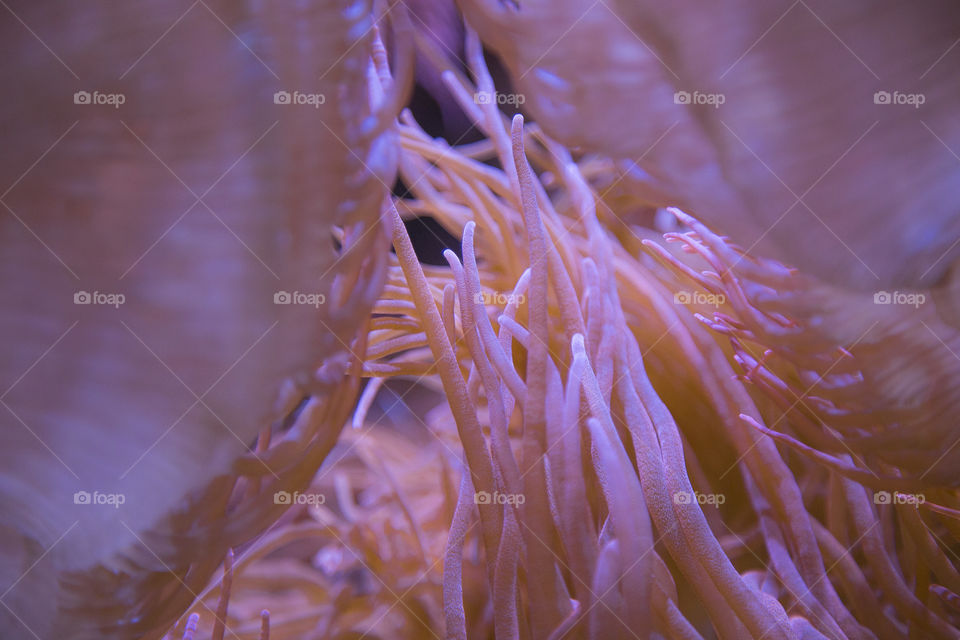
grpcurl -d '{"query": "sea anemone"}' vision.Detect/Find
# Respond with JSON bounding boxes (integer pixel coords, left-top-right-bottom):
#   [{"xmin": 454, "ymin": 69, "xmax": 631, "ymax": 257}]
[
  {"xmin": 162, "ymin": 26, "xmax": 960, "ymax": 639},
  {"xmin": 1, "ymin": 1, "xmax": 396, "ymax": 636},
  {"xmin": 3, "ymin": 2, "xmax": 960, "ymax": 639}
]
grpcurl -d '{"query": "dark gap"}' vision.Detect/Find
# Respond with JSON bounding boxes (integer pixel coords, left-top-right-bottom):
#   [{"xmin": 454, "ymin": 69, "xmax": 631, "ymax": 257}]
[
  {"xmin": 404, "ymin": 215, "xmax": 461, "ymax": 266},
  {"xmin": 390, "ymin": 175, "xmax": 463, "ymax": 266},
  {"xmin": 384, "ymin": 44, "xmax": 521, "ymax": 267}
]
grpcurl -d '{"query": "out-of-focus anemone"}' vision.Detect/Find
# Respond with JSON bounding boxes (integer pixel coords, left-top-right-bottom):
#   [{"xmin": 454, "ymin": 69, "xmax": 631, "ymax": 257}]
[
  {"xmin": 165, "ymin": 426, "xmax": 460, "ymax": 639},
  {"xmin": 456, "ymin": 0, "xmax": 960, "ymax": 290},
  {"xmin": 164, "ymin": 33, "xmax": 960, "ymax": 639},
  {"xmin": 0, "ymin": 1, "xmax": 403, "ymax": 637}
]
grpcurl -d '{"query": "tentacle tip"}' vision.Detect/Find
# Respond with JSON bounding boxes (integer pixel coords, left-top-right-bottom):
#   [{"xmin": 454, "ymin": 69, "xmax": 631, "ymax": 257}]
[
  {"xmin": 510, "ymin": 113, "xmax": 525, "ymax": 143},
  {"xmin": 440, "ymin": 69, "xmax": 456, "ymax": 85},
  {"xmin": 571, "ymin": 333, "xmax": 586, "ymax": 354},
  {"xmin": 667, "ymin": 207, "xmax": 695, "ymax": 224},
  {"xmin": 442, "ymin": 248, "xmax": 462, "ymax": 269}
]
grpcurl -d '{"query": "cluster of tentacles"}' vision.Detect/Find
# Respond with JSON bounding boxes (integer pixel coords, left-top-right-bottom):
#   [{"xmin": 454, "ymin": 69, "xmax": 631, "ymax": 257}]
[{"xmin": 163, "ymin": 36, "xmax": 960, "ymax": 640}]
